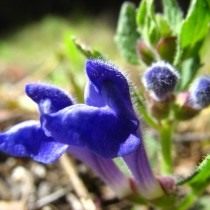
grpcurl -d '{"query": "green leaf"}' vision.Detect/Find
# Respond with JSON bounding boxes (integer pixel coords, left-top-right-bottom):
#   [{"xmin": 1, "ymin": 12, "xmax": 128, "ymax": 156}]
[
  {"xmin": 63, "ymin": 32, "xmax": 84, "ymax": 70},
  {"xmin": 136, "ymin": 0, "xmax": 148, "ymax": 29},
  {"xmin": 180, "ymin": 55, "xmax": 202, "ymax": 90},
  {"xmin": 207, "ymin": 0, "xmax": 210, "ymax": 7},
  {"xmin": 156, "ymin": 14, "xmax": 172, "ymax": 37},
  {"xmin": 148, "ymin": 21, "xmax": 161, "ymax": 45},
  {"xmin": 136, "ymin": 0, "xmax": 160, "ymax": 45},
  {"xmin": 179, "ymin": 0, "xmax": 210, "ymax": 49},
  {"xmin": 115, "ymin": 2, "xmax": 140, "ymax": 64},
  {"xmin": 189, "ymin": 155, "xmax": 210, "ymax": 190},
  {"xmin": 72, "ymin": 38, "xmax": 104, "ymax": 59},
  {"xmin": 176, "ymin": 156, "xmax": 210, "ymax": 210},
  {"xmin": 161, "ymin": 0, "xmax": 183, "ymax": 33},
  {"xmin": 178, "ymin": 155, "xmax": 210, "ymax": 190}
]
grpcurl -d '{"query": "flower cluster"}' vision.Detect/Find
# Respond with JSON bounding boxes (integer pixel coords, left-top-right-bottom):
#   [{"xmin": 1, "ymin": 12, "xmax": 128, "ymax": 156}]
[
  {"xmin": 0, "ymin": 59, "xmax": 164, "ymax": 200},
  {"xmin": 142, "ymin": 61, "xmax": 210, "ymax": 120}
]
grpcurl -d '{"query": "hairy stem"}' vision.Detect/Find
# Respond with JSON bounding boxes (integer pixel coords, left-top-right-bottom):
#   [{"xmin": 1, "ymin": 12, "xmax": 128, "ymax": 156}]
[{"xmin": 160, "ymin": 121, "xmax": 174, "ymax": 174}]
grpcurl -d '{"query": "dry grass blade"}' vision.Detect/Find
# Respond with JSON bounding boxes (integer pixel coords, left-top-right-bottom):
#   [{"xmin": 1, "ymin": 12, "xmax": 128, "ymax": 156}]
[
  {"xmin": 60, "ymin": 154, "xmax": 97, "ymax": 210},
  {"xmin": 32, "ymin": 188, "xmax": 68, "ymax": 210}
]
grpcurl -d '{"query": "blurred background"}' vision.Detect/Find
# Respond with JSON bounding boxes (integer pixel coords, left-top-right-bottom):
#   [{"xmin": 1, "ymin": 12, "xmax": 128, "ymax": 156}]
[
  {"xmin": 0, "ymin": 0, "xmax": 191, "ymax": 101},
  {"xmin": 0, "ymin": 0, "xmax": 190, "ymax": 33}
]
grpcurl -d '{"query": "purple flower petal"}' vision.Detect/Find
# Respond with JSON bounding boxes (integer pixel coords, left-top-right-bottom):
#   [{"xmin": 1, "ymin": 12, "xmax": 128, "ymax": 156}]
[
  {"xmin": 0, "ymin": 121, "xmax": 68, "ymax": 163},
  {"xmin": 68, "ymin": 146, "xmax": 131, "ymax": 197},
  {"xmin": 42, "ymin": 104, "xmax": 140, "ymax": 158},
  {"xmin": 25, "ymin": 83, "xmax": 73, "ymax": 113},
  {"xmin": 124, "ymin": 146, "xmax": 164, "ymax": 199},
  {"xmin": 118, "ymin": 133, "xmax": 141, "ymax": 156},
  {"xmin": 123, "ymin": 129, "xmax": 164, "ymax": 199}
]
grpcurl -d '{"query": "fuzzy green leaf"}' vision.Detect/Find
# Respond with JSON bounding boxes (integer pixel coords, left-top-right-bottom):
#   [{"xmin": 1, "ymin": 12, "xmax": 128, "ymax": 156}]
[
  {"xmin": 136, "ymin": 0, "xmax": 160, "ymax": 45},
  {"xmin": 179, "ymin": 0, "xmax": 210, "ymax": 49},
  {"xmin": 162, "ymin": 0, "xmax": 183, "ymax": 33},
  {"xmin": 189, "ymin": 155, "xmax": 210, "ymax": 190},
  {"xmin": 115, "ymin": 2, "xmax": 140, "ymax": 64},
  {"xmin": 156, "ymin": 14, "xmax": 172, "ymax": 37},
  {"xmin": 180, "ymin": 55, "xmax": 202, "ymax": 90},
  {"xmin": 178, "ymin": 155, "xmax": 210, "ymax": 190},
  {"xmin": 136, "ymin": 0, "xmax": 149, "ymax": 29}
]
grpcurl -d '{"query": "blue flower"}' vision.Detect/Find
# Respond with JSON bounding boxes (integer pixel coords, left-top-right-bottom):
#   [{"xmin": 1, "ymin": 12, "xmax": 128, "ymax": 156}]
[
  {"xmin": 0, "ymin": 59, "xmax": 164, "ymax": 199},
  {"xmin": 37, "ymin": 59, "xmax": 140, "ymax": 158},
  {"xmin": 0, "ymin": 62, "xmax": 137, "ymax": 196},
  {"xmin": 142, "ymin": 61, "xmax": 179, "ymax": 101},
  {"xmin": 33, "ymin": 59, "xmax": 163, "ymax": 199}
]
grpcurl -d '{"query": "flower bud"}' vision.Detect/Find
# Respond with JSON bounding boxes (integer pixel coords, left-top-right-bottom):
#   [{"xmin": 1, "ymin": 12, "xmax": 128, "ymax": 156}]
[
  {"xmin": 157, "ymin": 176, "xmax": 176, "ymax": 194},
  {"xmin": 142, "ymin": 61, "xmax": 179, "ymax": 101},
  {"xmin": 136, "ymin": 40, "xmax": 156, "ymax": 65},
  {"xmin": 189, "ymin": 76, "xmax": 210, "ymax": 109},
  {"xmin": 148, "ymin": 95, "xmax": 174, "ymax": 119},
  {"xmin": 175, "ymin": 92, "xmax": 200, "ymax": 120},
  {"xmin": 156, "ymin": 37, "xmax": 177, "ymax": 63}
]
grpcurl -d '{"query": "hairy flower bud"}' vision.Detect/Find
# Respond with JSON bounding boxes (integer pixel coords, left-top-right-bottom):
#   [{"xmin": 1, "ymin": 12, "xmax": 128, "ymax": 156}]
[
  {"xmin": 142, "ymin": 61, "xmax": 179, "ymax": 101},
  {"xmin": 190, "ymin": 76, "xmax": 210, "ymax": 109}
]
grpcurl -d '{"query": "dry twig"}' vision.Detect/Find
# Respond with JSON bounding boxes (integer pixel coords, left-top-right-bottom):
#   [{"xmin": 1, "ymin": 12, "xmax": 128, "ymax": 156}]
[
  {"xmin": 60, "ymin": 154, "xmax": 97, "ymax": 210},
  {"xmin": 32, "ymin": 188, "xmax": 68, "ymax": 210}
]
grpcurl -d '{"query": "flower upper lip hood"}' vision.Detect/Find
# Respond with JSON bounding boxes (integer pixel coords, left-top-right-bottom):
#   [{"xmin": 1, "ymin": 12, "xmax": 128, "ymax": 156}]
[
  {"xmin": 86, "ymin": 59, "xmax": 130, "ymax": 95},
  {"xmin": 85, "ymin": 59, "xmax": 138, "ymax": 120}
]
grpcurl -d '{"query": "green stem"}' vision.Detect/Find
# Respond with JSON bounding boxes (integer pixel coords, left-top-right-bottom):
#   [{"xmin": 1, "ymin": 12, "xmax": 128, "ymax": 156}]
[
  {"xmin": 176, "ymin": 170, "xmax": 199, "ymax": 186},
  {"xmin": 177, "ymin": 187, "xmax": 204, "ymax": 210},
  {"xmin": 177, "ymin": 192, "xmax": 197, "ymax": 210},
  {"xmin": 160, "ymin": 121, "xmax": 173, "ymax": 174},
  {"xmin": 131, "ymin": 86, "xmax": 160, "ymax": 130},
  {"xmin": 138, "ymin": 105, "xmax": 160, "ymax": 130}
]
